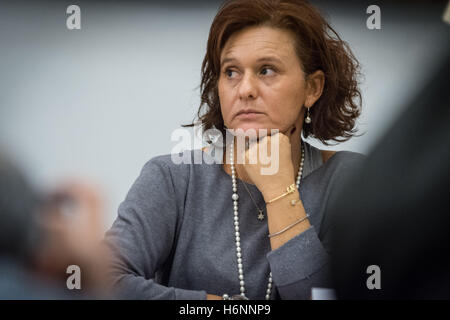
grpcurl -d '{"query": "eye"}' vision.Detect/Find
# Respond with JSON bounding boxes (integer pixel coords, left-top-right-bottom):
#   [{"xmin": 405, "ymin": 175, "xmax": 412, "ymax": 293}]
[
  {"xmin": 260, "ymin": 66, "xmax": 276, "ymax": 76},
  {"xmin": 224, "ymin": 68, "xmax": 237, "ymax": 79}
]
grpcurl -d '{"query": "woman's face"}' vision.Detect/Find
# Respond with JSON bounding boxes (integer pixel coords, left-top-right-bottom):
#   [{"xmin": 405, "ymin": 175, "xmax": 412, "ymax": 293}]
[{"xmin": 218, "ymin": 26, "xmax": 310, "ymax": 135}]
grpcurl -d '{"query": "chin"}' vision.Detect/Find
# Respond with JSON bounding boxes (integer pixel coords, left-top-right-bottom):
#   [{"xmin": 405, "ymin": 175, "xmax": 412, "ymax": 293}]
[
  {"xmin": 231, "ymin": 125, "xmax": 264, "ymax": 135},
  {"xmin": 232, "ymin": 124, "xmax": 281, "ymax": 136}
]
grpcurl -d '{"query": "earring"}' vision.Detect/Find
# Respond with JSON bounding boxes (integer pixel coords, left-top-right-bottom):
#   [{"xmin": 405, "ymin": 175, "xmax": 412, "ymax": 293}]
[
  {"xmin": 305, "ymin": 107, "xmax": 312, "ymax": 124},
  {"xmin": 207, "ymin": 131, "xmax": 220, "ymax": 145}
]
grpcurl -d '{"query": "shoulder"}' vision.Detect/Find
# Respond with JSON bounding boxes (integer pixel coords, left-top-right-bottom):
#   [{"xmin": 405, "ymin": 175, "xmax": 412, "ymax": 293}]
[
  {"xmin": 139, "ymin": 149, "xmax": 207, "ymax": 183},
  {"xmin": 124, "ymin": 151, "xmax": 201, "ymax": 205},
  {"xmin": 319, "ymin": 149, "xmax": 366, "ymax": 165},
  {"xmin": 324, "ymin": 149, "xmax": 366, "ymax": 172},
  {"xmin": 328, "ymin": 149, "xmax": 367, "ymax": 164},
  {"xmin": 140, "ymin": 151, "xmax": 192, "ymax": 178},
  {"xmin": 308, "ymin": 148, "xmax": 367, "ymax": 185},
  {"xmin": 320, "ymin": 150, "xmax": 367, "ymax": 164},
  {"xmin": 320, "ymin": 150, "xmax": 336, "ymax": 164},
  {"xmin": 316, "ymin": 149, "xmax": 367, "ymax": 189}
]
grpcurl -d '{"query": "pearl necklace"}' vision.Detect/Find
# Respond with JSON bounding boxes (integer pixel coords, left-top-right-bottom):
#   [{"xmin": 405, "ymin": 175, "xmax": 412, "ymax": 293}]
[{"xmin": 228, "ymin": 138, "xmax": 305, "ymax": 300}]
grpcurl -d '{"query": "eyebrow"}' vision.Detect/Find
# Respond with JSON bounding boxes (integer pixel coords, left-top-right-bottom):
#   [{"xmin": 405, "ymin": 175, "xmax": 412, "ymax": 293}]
[{"xmin": 220, "ymin": 55, "xmax": 284, "ymax": 68}]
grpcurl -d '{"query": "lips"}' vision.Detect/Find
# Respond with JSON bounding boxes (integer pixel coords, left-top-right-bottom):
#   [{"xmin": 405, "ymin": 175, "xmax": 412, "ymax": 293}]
[{"xmin": 235, "ymin": 109, "xmax": 264, "ymax": 117}]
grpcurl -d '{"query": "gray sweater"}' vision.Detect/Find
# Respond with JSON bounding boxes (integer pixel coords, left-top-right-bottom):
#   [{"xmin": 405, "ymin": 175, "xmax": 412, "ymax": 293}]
[{"xmin": 104, "ymin": 141, "xmax": 366, "ymax": 300}]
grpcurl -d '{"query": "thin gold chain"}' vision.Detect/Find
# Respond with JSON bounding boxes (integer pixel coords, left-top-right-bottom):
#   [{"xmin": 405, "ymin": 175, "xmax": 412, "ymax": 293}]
[{"xmin": 239, "ymin": 174, "xmax": 265, "ymax": 220}]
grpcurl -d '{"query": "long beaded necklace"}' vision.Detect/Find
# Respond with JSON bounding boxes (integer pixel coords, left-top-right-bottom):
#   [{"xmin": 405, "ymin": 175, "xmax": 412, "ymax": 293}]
[{"xmin": 225, "ymin": 137, "xmax": 305, "ymax": 300}]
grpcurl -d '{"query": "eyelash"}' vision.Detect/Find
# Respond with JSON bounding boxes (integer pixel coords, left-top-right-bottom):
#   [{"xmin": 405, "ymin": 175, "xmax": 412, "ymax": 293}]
[{"xmin": 223, "ymin": 66, "xmax": 277, "ymax": 78}]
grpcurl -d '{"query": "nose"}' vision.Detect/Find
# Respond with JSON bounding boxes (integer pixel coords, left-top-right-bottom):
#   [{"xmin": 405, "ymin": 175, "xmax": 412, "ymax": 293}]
[{"xmin": 238, "ymin": 72, "xmax": 258, "ymax": 100}]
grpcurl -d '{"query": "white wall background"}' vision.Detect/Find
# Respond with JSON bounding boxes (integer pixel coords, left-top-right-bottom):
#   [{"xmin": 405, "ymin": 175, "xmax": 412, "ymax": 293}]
[{"xmin": 1, "ymin": 1, "xmax": 448, "ymax": 229}]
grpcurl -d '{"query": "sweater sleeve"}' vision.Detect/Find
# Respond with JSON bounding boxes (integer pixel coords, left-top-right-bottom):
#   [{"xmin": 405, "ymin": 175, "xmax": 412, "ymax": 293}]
[
  {"xmin": 266, "ymin": 225, "xmax": 332, "ymax": 300},
  {"xmin": 266, "ymin": 152, "xmax": 366, "ymax": 300},
  {"xmin": 103, "ymin": 157, "xmax": 207, "ymax": 300}
]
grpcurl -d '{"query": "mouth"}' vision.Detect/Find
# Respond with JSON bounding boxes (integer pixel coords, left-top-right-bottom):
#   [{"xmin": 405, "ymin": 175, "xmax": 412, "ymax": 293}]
[{"xmin": 235, "ymin": 109, "xmax": 265, "ymax": 118}]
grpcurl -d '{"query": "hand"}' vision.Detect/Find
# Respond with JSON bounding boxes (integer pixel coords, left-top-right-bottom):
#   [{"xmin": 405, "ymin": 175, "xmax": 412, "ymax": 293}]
[{"xmin": 240, "ymin": 126, "xmax": 297, "ymax": 200}]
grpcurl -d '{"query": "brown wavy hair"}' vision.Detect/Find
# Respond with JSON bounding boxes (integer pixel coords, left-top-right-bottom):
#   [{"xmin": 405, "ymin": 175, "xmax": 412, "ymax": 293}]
[{"xmin": 183, "ymin": 0, "xmax": 363, "ymax": 146}]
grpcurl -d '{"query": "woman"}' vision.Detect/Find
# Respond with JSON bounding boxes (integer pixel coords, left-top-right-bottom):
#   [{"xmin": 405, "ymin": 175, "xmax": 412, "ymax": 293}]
[{"xmin": 105, "ymin": 0, "xmax": 365, "ymax": 300}]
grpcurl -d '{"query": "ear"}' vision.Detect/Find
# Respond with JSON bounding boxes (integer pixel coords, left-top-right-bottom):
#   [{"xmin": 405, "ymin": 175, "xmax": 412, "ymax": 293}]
[{"xmin": 304, "ymin": 70, "xmax": 325, "ymax": 108}]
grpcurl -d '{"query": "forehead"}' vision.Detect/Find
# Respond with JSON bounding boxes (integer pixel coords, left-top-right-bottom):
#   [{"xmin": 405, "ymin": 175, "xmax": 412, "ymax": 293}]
[{"xmin": 220, "ymin": 26, "xmax": 296, "ymax": 62}]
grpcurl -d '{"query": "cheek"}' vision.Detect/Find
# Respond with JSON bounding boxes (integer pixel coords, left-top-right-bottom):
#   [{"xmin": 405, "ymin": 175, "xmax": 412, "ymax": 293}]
[
  {"xmin": 267, "ymin": 87, "xmax": 303, "ymax": 115},
  {"xmin": 283, "ymin": 82, "xmax": 307, "ymax": 112},
  {"xmin": 263, "ymin": 87, "xmax": 305, "ymax": 125}
]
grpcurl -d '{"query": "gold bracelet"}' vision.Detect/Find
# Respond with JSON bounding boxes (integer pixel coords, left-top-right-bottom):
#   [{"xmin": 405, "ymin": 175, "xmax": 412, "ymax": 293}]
[{"xmin": 265, "ymin": 183, "xmax": 296, "ymax": 205}]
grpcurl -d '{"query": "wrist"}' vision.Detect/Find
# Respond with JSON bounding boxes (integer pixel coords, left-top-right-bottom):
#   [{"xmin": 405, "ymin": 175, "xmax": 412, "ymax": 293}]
[{"xmin": 261, "ymin": 179, "xmax": 296, "ymax": 202}]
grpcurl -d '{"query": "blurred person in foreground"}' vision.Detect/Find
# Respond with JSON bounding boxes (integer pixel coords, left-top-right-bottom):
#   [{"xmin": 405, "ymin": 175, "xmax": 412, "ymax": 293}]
[
  {"xmin": 329, "ymin": 49, "xmax": 450, "ymax": 299},
  {"xmin": 0, "ymin": 154, "xmax": 112, "ymax": 299}
]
